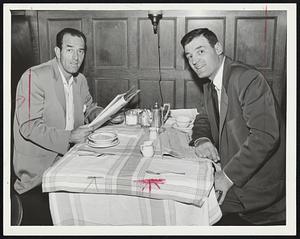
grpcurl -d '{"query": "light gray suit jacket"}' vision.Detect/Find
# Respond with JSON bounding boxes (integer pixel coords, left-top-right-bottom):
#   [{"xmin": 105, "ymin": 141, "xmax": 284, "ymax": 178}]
[{"xmin": 13, "ymin": 58, "xmax": 97, "ymax": 194}]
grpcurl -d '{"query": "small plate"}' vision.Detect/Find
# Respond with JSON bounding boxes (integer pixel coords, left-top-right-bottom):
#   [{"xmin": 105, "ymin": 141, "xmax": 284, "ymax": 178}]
[
  {"xmin": 88, "ymin": 131, "xmax": 118, "ymax": 143},
  {"xmin": 88, "ymin": 139, "xmax": 120, "ymax": 148}
]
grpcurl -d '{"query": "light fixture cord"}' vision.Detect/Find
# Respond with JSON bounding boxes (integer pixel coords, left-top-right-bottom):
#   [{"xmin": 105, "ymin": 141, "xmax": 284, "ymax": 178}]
[{"xmin": 157, "ymin": 23, "xmax": 164, "ymax": 105}]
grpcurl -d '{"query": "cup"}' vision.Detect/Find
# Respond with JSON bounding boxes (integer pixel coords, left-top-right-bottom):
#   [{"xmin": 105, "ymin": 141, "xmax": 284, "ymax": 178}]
[
  {"xmin": 175, "ymin": 115, "xmax": 191, "ymax": 128},
  {"xmin": 125, "ymin": 109, "xmax": 138, "ymax": 125},
  {"xmin": 140, "ymin": 140, "xmax": 154, "ymax": 158}
]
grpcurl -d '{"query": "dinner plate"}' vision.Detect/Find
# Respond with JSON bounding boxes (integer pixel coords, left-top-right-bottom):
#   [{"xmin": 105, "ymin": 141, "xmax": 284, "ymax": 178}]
[
  {"xmin": 88, "ymin": 138, "xmax": 120, "ymax": 148},
  {"xmin": 171, "ymin": 123, "xmax": 193, "ymax": 132},
  {"xmin": 88, "ymin": 131, "xmax": 118, "ymax": 144}
]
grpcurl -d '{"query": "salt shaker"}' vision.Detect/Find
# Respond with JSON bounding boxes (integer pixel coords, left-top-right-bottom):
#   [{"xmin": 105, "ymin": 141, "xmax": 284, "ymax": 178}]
[
  {"xmin": 125, "ymin": 109, "xmax": 138, "ymax": 125},
  {"xmin": 140, "ymin": 109, "xmax": 151, "ymax": 127}
]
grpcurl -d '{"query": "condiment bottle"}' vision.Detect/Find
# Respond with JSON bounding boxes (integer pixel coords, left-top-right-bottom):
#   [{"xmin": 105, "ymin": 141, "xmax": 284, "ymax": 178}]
[
  {"xmin": 151, "ymin": 102, "xmax": 161, "ymax": 129},
  {"xmin": 140, "ymin": 109, "xmax": 151, "ymax": 127},
  {"xmin": 125, "ymin": 109, "xmax": 138, "ymax": 125}
]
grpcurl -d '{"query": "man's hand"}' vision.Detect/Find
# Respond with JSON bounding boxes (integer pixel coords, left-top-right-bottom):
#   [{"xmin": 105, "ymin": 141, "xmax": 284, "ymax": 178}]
[
  {"xmin": 195, "ymin": 141, "xmax": 220, "ymax": 163},
  {"xmin": 69, "ymin": 125, "xmax": 93, "ymax": 144},
  {"xmin": 87, "ymin": 107, "xmax": 103, "ymax": 122},
  {"xmin": 214, "ymin": 170, "xmax": 234, "ymax": 205},
  {"xmin": 84, "ymin": 103, "xmax": 103, "ymax": 122},
  {"xmin": 84, "ymin": 103, "xmax": 103, "ymax": 123}
]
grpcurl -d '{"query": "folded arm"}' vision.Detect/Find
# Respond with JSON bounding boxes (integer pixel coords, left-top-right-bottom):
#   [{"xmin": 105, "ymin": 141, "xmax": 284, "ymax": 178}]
[
  {"xmin": 190, "ymin": 104, "xmax": 220, "ymax": 162},
  {"xmin": 189, "ymin": 112, "xmax": 214, "ymax": 146}
]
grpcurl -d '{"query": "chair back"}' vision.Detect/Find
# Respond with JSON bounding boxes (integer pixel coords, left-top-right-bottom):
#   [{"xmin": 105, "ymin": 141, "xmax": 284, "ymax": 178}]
[{"xmin": 11, "ymin": 192, "xmax": 23, "ymax": 226}]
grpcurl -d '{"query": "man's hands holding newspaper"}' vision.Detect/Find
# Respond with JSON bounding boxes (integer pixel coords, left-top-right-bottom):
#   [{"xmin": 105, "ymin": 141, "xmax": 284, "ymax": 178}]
[
  {"xmin": 84, "ymin": 103, "xmax": 104, "ymax": 123},
  {"xmin": 88, "ymin": 86, "xmax": 140, "ymax": 129},
  {"xmin": 69, "ymin": 125, "xmax": 93, "ymax": 144}
]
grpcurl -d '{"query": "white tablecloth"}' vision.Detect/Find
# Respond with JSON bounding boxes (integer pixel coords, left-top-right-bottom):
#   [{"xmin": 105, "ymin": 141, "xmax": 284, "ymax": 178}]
[
  {"xmin": 49, "ymin": 188, "xmax": 221, "ymax": 226},
  {"xmin": 43, "ymin": 125, "xmax": 222, "ymax": 225}
]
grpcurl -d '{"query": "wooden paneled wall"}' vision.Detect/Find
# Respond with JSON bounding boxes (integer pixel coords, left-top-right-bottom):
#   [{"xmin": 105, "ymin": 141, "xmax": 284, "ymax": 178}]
[{"xmin": 22, "ymin": 10, "xmax": 286, "ymax": 114}]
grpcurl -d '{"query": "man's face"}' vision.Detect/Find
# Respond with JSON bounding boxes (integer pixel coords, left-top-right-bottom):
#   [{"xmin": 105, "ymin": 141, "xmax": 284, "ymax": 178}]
[
  {"xmin": 55, "ymin": 33, "xmax": 85, "ymax": 77},
  {"xmin": 184, "ymin": 35, "xmax": 222, "ymax": 80}
]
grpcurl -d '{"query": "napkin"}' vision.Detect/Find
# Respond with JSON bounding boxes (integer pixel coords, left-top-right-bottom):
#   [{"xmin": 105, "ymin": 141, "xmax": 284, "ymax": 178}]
[
  {"xmin": 170, "ymin": 108, "xmax": 198, "ymax": 119},
  {"xmin": 158, "ymin": 128, "xmax": 196, "ymax": 159},
  {"xmin": 165, "ymin": 108, "xmax": 198, "ymax": 127}
]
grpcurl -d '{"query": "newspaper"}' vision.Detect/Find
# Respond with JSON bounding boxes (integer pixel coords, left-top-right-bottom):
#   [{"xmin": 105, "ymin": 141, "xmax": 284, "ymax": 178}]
[{"xmin": 88, "ymin": 86, "xmax": 140, "ymax": 129}]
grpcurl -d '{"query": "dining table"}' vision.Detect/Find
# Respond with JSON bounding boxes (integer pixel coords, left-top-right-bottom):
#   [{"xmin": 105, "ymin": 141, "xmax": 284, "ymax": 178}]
[{"xmin": 42, "ymin": 113, "xmax": 222, "ymax": 226}]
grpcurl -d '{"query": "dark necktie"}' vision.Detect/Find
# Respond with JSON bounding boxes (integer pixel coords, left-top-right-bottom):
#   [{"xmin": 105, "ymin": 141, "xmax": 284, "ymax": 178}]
[{"xmin": 210, "ymin": 83, "xmax": 219, "ymax": 130}]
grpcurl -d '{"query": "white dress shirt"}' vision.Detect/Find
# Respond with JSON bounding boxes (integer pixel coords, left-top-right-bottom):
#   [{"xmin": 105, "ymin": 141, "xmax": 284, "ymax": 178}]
[
  {"xmin": 212, "ymin": 56, "xmax": 226, "ymax": 113},
  {"xmin": 58, "ymin": 66, "xmax": 74, "ymax": 131}
]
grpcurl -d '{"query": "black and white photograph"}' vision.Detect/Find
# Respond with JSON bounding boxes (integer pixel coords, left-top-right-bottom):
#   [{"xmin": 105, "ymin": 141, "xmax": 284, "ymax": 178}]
[{"xmin": 3, "ymin": 2, "xmax": 296, "ymax": 236}]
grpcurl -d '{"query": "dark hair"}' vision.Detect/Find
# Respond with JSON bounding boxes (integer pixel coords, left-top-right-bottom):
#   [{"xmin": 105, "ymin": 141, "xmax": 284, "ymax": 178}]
[
  {"xmin": 56, "ymin": 28, "xmax": 87, "ymax": 51},
  {"xmin": 181, "ymin": 28, "xmax": 219, "ymax": 48}
]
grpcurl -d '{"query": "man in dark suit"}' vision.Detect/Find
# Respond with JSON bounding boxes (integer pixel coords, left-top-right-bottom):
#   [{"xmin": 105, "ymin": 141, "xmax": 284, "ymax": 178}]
[{"xmin": 181, "ymin": 28, "xmax": 285, "ymax": 225}]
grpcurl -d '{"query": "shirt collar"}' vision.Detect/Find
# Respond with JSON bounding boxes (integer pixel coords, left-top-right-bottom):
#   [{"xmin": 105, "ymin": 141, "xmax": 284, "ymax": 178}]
[
  {"xmin": 212, "ymin": 56, "xmax": 225, "ymax": 91},
  {"xmin": 58, "ymin": 64, "xmax": 74, "ymax": 86}
]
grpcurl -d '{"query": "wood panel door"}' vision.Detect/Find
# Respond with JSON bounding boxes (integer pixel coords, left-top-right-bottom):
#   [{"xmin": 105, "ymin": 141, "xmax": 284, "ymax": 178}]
[{"xmin": 37, "ymin": 10, "xmax": 286, "ymax": 114}]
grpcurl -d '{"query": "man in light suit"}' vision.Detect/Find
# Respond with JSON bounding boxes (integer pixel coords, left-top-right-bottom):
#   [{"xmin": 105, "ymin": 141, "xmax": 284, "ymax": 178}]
[
  {"xmin": 13, "ymin": 28, "xmax": 102, "ymax": 225},
  {"xmin": 181, "ymin": 28, "xmax": 285, "ymax": 225}
]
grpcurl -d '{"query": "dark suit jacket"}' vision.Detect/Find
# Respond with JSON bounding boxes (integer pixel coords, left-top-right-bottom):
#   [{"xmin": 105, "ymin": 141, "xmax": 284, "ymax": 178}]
[{"xmin": 191, "ymin": 57, "xmax": 285, "ymax": 224}]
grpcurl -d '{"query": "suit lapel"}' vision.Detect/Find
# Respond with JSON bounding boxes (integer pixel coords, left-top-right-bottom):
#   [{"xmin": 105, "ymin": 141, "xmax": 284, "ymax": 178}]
[
  {"xmin": 222, "ymin": 57, "xmax": 233, "ymax": 90},
  {"xmin": 72, "ymin": 77, "xmax": 83, "ymax": 128},
  {"xmin": 218, "ymin": 57, "xmax": 233, "ymax": 140},
  {"xmin": 52, "ymin": 59, "xmax": 66, "ymax": 114},
  {"xmin": 52, "ymin": 59, "xmax": 84, "ymax": 129}
]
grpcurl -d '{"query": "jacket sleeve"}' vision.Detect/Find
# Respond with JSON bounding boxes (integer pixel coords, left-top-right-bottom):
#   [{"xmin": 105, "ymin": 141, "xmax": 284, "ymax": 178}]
[
  {"xmin": 81, "ymin": 77, "xmax": 103, "ymax": 123},
  {"xmin": 16, "ymin": 69, "xmax": 71, "ymax": 155},
  {"xmin": 189, "ymin": 104, "xmax": 214, "ymax": 146},
  {"xmin": 223, "ymin": 69, "xmax": 280, "ymax": 187}
]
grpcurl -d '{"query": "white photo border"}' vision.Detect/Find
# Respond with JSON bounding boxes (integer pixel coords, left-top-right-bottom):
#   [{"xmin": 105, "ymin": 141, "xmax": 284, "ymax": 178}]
[{"xmin": 3, "ymin": 3, "xmax": 297, "ymax": 236}]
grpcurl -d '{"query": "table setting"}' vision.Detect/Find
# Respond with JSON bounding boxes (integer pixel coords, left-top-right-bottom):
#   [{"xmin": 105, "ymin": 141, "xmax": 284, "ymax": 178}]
[{"xmin": 42, "ymin": 106, "xmax": 222, "ymax": 226}]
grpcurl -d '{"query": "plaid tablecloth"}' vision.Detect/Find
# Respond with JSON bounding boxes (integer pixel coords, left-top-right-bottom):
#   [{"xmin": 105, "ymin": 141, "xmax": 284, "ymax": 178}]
[
  {"xmin": 42, "ymin": 125, "xmax": 222, "ymax": 225},
  {"xmin": 48, "ymin": 190, "xmax": 221, "ymax": 226}
]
